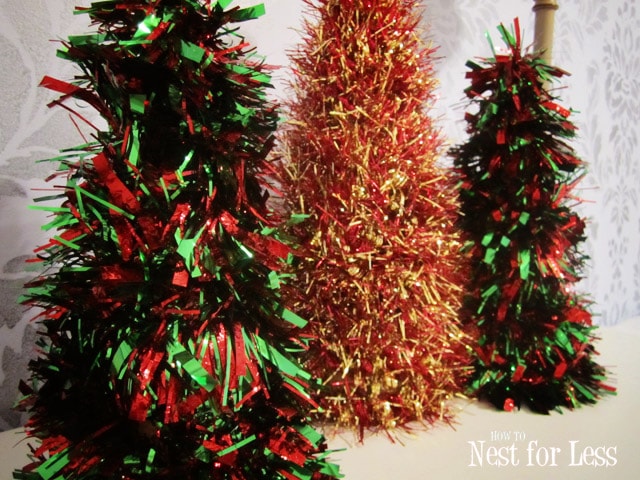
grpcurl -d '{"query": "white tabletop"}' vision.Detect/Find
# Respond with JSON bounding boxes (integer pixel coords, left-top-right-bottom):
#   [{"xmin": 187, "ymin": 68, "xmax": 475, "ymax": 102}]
[{"xmin": 2, "ymin": 318, "xmax": 639, "ymax": 480}]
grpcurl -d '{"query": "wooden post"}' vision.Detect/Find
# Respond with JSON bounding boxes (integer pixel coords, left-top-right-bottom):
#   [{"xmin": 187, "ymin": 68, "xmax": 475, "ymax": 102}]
[{"xmin": 532, "ymin": 0, "xmax": 559, "ymax": 63}]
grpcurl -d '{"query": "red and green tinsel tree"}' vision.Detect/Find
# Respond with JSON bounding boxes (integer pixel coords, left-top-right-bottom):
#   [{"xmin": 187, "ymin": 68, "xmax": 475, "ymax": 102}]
[
  {"xmin": 280, "ymin": 0, "xmax": 470, "ymax": 436},
  {"xmin": 451, "ymin": 21, "xmax": 615, "ymax": 413},
  {"xmin": 14, "ymin": 1, "xmax": 341, "ymax": 479}
]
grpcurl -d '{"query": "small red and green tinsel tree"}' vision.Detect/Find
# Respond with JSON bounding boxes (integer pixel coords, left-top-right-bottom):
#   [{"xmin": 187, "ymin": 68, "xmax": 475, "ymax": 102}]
[
  {"xmin": 280, "ymin": 0, "xmax": 470, "ymax": 436},
  {"xmin": 451, "ymin": 21, "xmax": 615, "ymax": 413},
  {"xmin": 14, "ymin": 1, "xmax": 341, "ymax": 479}
]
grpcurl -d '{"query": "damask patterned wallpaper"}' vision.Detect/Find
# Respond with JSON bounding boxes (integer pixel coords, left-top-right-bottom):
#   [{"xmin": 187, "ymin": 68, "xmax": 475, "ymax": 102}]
[{"xmin": 0, "ymin": 0, "xmax": 638, "ymax": 430}]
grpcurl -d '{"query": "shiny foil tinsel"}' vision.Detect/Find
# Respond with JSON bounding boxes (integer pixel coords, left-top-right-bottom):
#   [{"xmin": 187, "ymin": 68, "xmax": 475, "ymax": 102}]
[
  {"xmin": 279, "ymin": 0, "xmax": 471, "ymax": 438},
  {"xmin": 14, "ymin": 1, "xmax": 342, "ymax": 479},
  {"xmin": 450, "ymin": 21, "xmax": 615, "ymax": 414}
]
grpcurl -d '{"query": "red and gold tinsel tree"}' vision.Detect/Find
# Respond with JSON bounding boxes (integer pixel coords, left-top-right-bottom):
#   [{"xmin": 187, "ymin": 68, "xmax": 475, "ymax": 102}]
[{"xmin": 280, "ymin": 0, "xmax": 470, "ymax": 437}]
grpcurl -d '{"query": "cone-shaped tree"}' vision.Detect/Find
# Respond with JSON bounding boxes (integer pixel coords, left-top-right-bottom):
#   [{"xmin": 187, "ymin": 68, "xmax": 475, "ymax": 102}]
[
  {"xmin": 14, "ymin": 1, "xmax": 341, "ymax": 479},
  {"xmin": 451, "ymin": 21, "xmax": 615, "ymax": 413},
  {"xmin": 280, "ymin": 0, "xmax": 470, "ymax": 436}
]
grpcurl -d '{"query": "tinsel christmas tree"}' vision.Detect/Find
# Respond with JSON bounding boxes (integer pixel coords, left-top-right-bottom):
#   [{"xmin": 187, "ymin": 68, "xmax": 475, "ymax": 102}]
[
  {"xmin": 280, "ymin": 0, "xmax": 470, "ymax": 437},
  {"xmin": 14, "ymin": 1, "xmax": 341, "ymax": 479},
  {"xmin": 451, "ymin": 21, "xmax": 615, "ymax": 413}
]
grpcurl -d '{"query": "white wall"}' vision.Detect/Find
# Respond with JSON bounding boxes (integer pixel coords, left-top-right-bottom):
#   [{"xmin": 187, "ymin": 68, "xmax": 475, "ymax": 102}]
[{"xmin": 1, "ymin": 0, "xmax": 638, "ymax": 429}]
